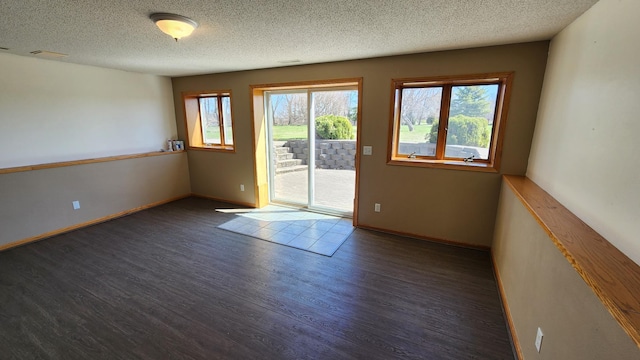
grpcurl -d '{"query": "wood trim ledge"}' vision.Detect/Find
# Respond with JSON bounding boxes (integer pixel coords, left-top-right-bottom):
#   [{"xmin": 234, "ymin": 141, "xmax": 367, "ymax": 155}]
[
  {"xmin": 0, "ymin": 151, "xmax": 186, "ymax": 175},
  {"xmin": 503, "ymin": 175, "xmax": 640, "ymax": 349}
]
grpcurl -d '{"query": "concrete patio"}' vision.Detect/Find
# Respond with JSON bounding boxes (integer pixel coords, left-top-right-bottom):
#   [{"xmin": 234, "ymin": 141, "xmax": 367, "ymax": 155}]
[{"xmin": 273, "ymin": 168, "xmax": 355, "ymax": 214}]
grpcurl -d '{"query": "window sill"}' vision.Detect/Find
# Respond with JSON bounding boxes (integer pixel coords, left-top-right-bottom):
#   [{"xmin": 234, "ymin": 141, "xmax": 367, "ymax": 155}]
[
  {"xmin": 387, "ymin": 158, "xmax": 498, "ymax": 172},
  {"xmin": 188, "ymin": 145, "xmax": 235, "ymax": 153}
]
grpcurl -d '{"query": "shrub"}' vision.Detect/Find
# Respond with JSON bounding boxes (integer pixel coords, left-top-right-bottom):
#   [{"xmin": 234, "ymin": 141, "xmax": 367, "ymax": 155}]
[
  {"xmin": 427, "ymin": 121, "xmax": 438, "ymax": 143},
  {"xmin": 427, "ymin": 115, "xmax": 490, "ymax": 147},
  {"xmin": 315, "ymin": 115, "xmax": 354, "ymax": 139}
]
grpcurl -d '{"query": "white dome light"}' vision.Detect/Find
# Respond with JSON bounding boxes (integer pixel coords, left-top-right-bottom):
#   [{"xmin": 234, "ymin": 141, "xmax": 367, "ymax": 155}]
[{"xmin": 150, "ymin": 13, "xmax": 198, "ymax": 41}]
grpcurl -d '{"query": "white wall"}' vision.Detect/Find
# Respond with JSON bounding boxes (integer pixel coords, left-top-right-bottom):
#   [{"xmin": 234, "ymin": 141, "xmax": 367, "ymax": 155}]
[
  {"xmin": 0, "ymin": 53, "xmax": 177, "ymax": 168},
  {"xmin": 527, "ymin": 0, "xmax": 640, "ymax": 265}
]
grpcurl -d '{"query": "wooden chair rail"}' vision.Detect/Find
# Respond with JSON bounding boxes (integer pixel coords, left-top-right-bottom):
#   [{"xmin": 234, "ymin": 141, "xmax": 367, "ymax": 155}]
[
  {"xmin": 0, "ymin": 151, "xmax": 185, "ymax": 175},
  {"xmin": 503, "ymin": 175, "xmax": 640, "ymax": 349}
]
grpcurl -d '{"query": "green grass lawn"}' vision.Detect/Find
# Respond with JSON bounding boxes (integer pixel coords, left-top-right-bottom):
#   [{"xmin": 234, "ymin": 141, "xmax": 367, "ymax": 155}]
[
  {"xmin": 271, "ymin": 124, "xmax": 433, "ymax": 141},
  {"xmin": 208, "ymin": 122, "xmax": 490, "ymax": 143},
  {"xmin": 272, "ymin": 125, "xmax": 309, "ymax": 140},
  {"xmin": 208, "ymin": 123, "xmax": 489, "ymax": 144},
  {"xmin": 205, "ymin": 128, "xmax": 220, "ymax": 140},
  {"xmin": 204, "ymin": 126, "xmax": 234, "ymax": 143},
  {"xmin": 207, "ymin": 124, "xmax": 491, "ymax": 143},
  {"xmin": 397, "ymin": 124, "xmax": 433, "ymax": 142}
]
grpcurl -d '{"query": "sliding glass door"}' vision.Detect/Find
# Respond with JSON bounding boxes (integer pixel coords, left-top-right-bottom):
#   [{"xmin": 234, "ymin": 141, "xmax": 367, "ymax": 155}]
[{"xmin": 266, "ymin": 86, "xmax": 358, "ymax": 216}]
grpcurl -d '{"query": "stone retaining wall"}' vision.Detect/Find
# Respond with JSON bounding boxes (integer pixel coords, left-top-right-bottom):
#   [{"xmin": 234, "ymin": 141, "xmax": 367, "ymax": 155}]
[{"xmin": 285, "ymin": 140, "xmax": 357, "ymax": 170}]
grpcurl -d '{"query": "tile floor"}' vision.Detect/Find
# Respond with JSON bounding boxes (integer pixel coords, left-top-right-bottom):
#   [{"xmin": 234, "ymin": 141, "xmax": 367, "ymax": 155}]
[{"xmin": 217, "ymin": 205, "xmax": 354, "ymax": 256}]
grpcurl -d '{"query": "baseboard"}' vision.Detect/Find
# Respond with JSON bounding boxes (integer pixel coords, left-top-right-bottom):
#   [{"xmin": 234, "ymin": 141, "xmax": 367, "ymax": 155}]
[
  {"xmin": 356, "ymin": 224, "xmax": 491, "ymax": 251},
  {"xmin": 491, "ymin": 250, "xmax": 523, "ymax": 360},
  {"xmin": 191, "ymin": 193, "xmax": 257, "ymax": 208},
  {"xmin": 0, "ymin": 194, "xmax": 191, "ymax": 252}
]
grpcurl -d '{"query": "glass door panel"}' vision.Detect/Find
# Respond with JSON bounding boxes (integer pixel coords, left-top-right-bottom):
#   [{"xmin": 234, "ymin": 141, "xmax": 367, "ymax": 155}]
[
  {"xmin": 267, "ymin": 91, "xmax": 308, "ymax": 205},
  {"xmin": 310, "ymin": 89, "xmax": 358, "ymax": 214}
]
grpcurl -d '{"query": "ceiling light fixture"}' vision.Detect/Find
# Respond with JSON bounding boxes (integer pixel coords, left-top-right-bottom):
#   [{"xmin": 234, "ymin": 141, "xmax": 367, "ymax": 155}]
[{"xmin": 150, "ymin": 13, "xmax": 198, "ymax": 42}]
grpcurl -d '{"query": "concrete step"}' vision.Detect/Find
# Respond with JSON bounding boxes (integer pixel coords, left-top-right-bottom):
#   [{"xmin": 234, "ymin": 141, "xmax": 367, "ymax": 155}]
[
  {"xmin": 277, "ymin": 159, "xmax": 304, "ymax": 168},
  {"xmin": 275, "ymin": 165, "xmax": 308, "ymax": 175},
  {"xmin": 276, "ymin": 153, "xmax": 294, "ymax": 161},
  {"xmin": 274, "ymin": 147, "xmax": 291, "ymax": 155}
]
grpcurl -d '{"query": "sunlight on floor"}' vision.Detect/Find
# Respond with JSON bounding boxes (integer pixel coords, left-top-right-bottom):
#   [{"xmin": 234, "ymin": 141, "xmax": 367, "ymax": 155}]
[{"xmin": 217, "ymin": 205, "xmax": 354, "ymax": 256}]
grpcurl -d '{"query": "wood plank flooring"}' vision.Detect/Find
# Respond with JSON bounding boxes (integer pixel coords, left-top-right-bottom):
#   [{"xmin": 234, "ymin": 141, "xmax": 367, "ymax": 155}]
[{"xmin": 0, "ymin": 197, "xmax": 515, "ymax": 359}]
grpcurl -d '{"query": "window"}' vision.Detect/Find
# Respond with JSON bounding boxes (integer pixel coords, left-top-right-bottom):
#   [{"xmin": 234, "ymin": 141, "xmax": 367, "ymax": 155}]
[
  {"xmin": 388, "ymin": 73, "xmax": 513, "ymax": 171},
  {"xmin": 183, "ymin": 90, "xmax": 235, "ymax": 151}
]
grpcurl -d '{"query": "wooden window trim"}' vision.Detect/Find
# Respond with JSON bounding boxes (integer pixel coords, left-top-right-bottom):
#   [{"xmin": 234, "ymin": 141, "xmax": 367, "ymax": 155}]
[
  {"xmin": 436, "ymin": 85, "xmax": 452, "ymax": 159},
  {"xmin": 387, "ymin": 72, "xmax": 514, "ymax": 172},
  {"xmin": 182, "ymin": 90, "xmax": 236, "ymax": 152}
]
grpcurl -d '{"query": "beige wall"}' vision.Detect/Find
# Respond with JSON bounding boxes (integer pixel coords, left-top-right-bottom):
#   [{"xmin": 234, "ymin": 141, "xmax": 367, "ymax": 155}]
[
  {"xmin": 0, "ymin": 153, "xmax": 191, "ymax": 248},
  {"xmin": 493, "ymin": 1, "xmax": 640, "ymax": 357},
  {"xmin": 0, "ymin": 52, "xmax": 177, "ymax": 168},
  {"xmin": 527, "ymin": 0, "xmax": 640, "ymax": 265},
  {"xmin": 0, "ymin": 55, "xmax": 192, "ymax": 248},
  {"xmin": 493, "ymin": 183, "xmax": 638, "ymax": 359},
  {"xmin": 172, "ymin": 42, "xmax": 549, "ymax": 247}
]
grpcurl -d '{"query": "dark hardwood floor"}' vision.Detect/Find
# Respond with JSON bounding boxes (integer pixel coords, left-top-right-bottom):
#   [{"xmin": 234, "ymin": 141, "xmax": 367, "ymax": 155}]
[{"xmin": 0, "ymin": 197, "xmax": 514, "ymax": 359}]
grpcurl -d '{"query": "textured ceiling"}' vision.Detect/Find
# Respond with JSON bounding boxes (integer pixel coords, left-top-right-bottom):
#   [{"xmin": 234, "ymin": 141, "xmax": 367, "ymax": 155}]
[{"xmin": 0, "ymin": 0, "xmax": 598, "ymax": 77}]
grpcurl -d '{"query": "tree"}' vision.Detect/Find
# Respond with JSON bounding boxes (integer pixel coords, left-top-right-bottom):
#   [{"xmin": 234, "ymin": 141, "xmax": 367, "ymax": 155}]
[
  {"xmin": 449, "ymin": 86, "xmax": 491, "ymax": 118},
  {"xmin": 347, "ymin": 105, "xmax": 358, "ymax": 125},
  {"xmin": 347, "ymin": 91, "xmax": 359, "ymax": 125},
  {"xmin": 282, "ymin": 93, "xmax": 307, "ymax": 125},
  {"xmin": 400, "ymin": 88, "xmax": 441, "ymax": 131},
  {"xmin": 314, "ymin": 91, "xmax": 351, "ymax": 118},
  {"xmin": 271, "ymin": 90, "xmax": 358, "ymax": 126},
  {"xmin": 201, "ymin": 97, "xmax": 219, "ymax": 127}
]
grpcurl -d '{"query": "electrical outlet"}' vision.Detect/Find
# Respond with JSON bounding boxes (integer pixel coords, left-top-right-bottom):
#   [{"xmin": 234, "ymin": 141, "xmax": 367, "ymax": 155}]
[
  {"xmin": 72, "ymin": 201, "xmax": 80, "ymax": 210},
  {"xmin": 374, "ymin": 203, "xmax": 381, "ymax": 212},
  {"xmin": 363, "ymin": 146, "xmax": 372, "ymax": 155},
  {"xmin": 240, "ymin": 184, "xmax": 245, "ymax": 192},
  {"xmin": 535, "ymin": 327, "xmax": 543, "ymax": 353}
]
